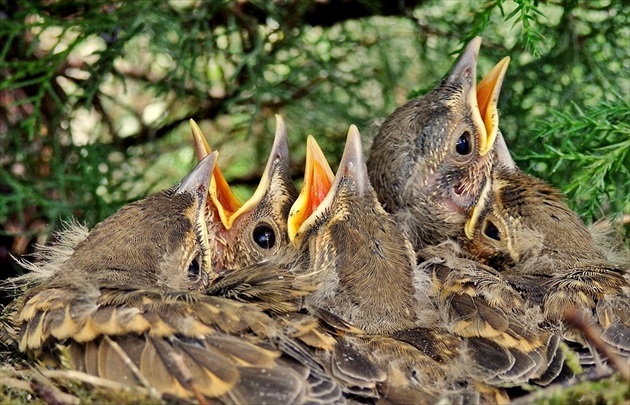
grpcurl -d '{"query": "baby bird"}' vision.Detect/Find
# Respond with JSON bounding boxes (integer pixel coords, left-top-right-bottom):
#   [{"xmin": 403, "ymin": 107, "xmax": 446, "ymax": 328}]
[
  {"xmin": 13, "ymin": 153, "xmax": 346, "ymax": 404},
  {"xmin": 289, "ymin": 127, "xmax": 419, "ymax": 335},
  {"xmin": 367, "ymin": 36, "xmax": 510, "ymax": 250},
  {"xmin": 462, "ymin": 155, "xmax": 630, "ymax": 365},
  {"xmin": 25, "ymin": 152, "xmax": 220, "ymax": 291},
  {"xmin": 190, "ymin": 115, "xmax": 298, "ymax": 272}
]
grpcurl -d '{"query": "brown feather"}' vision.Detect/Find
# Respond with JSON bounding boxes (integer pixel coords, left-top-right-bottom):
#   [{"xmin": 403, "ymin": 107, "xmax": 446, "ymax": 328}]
[{"xmin": 462, "ymin": 167, "xmax": 630, "ymax": 362}]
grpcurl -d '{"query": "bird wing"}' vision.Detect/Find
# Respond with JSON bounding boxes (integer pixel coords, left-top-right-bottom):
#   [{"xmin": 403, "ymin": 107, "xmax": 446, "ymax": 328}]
[
  {"xmin": 422, "ymin": 254, "xmax": 569, "ymax": 386},
  {"xmin": 544, "ymin": 264, "xmax": 630, "ymax": 359},
  {"xmin": 16, "ymin": 266, "xmax": 346, "ymax": 404}
]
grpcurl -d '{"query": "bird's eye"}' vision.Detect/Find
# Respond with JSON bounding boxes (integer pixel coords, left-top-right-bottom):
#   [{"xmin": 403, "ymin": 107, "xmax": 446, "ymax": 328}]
[
  {"xmin": 455, "ymin": 131, "xmax": 472, "ymax": 155},
  {"xmin": 252, "ymin": 223, "xmax": 276, "ymax": 249},
  {"xmin": 483, "ymin": 221, "xmax": 501, "ymax": 241},
  {"xmin": 188, "ymin": 256, "xmax": 201, "ymax": 279}
]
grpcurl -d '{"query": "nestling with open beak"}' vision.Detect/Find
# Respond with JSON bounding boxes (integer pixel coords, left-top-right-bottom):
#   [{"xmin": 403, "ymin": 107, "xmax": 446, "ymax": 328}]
[
  {"xmin": 288, "ymin": 127, "xmax": 418, "ymax": 335},
  {"xmin": 367, "ymin": 36, "xmax": 510, "ymax": 250},
  {"xmin": 190, "ymin": 115, "xmax": 298, "ymax": 272},
  {"xmin": 462, "ymin": 144, "xmax": 630, "ymax": 367}
]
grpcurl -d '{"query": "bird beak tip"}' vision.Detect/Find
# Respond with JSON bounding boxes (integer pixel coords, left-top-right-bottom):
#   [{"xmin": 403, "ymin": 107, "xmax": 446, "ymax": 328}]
[
  {"xmin": 190, "ymin": 119, "xmax": 213, "ymax": 161},
  {"xmin": 339, "ymin": 125, "xmax": 367, "ymax": 197},
  {"xmin": 448, "ymin": 36, "xmax": 483, "ymax": 84},
  {"xmin": 228, "ymin": 115, "xmax": 293, "ymax": 227},
  {"xmin": 178, "ymin": 151, "xmax": 218, "ymax": 198},
  {"xmin": 271, "ymin": 114, "xmax": 290, "ymax": 164}
]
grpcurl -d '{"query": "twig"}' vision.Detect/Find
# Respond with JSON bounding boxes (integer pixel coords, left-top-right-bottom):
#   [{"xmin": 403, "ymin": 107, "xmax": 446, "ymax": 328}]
[
  {"xmin": 164, "ymin": 350, "xmax": 209, "ymax": 405},
  {"xmin": 41, "ymin": 369, "xmax": 162, "ymax": 401},
  {"xmin": 563, "ymin": 309, "xmax": 630, "ymax": 382},
  {"xmin": 30, "ymin": 378, "xmax": 81, "ymax": 405},
  {"xmin": 0, "ymin": 375, "xmax": 34, "ymax": 394},
  {"xmin": 103, "ymin": 335, "xmax": 157, "ymax": 394},
  {"xmin": 0, "ymin": 372, "xmax": 82, "ymax": 405}
]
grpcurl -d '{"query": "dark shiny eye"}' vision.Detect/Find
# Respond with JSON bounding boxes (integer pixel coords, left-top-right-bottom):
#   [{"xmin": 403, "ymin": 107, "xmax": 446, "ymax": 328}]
[
  {"xmin": 483, "ymin": 221, "xmax": 501, "ymax": 241},
  {"xmin": 188, "ymin": 257, "xmax": 200, "ymax": 279},
  {"xmin": 253, "ymin": 224, "xmax": 276, "ymax": 249},
  {"xmin": 455, "ymin": 131, "xmax": 472, "ymax": 155}
]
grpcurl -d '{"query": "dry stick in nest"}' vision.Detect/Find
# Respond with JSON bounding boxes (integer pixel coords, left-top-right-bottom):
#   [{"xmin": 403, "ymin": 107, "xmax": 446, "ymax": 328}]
[
  {"xmin": 102, "ymin": 336, "xmax": 160, "ymax": 397},
  {"xmin": 563, "ymin": 308, "xmax": 630, "ymax": 382},
  {"xmin": 42, "ymin": 369, "xmax": 159, "ymax": 401},
  {"xmin": 0, "ymin": 368, "xmax": 81, "ymax": 405},
  {"xmin": 163, "ymin": 347, "xmax": 210, "ymax": 405},
  {"xmin": 0, "ymin": 375, "xmax": 36, "ymax": 396}
]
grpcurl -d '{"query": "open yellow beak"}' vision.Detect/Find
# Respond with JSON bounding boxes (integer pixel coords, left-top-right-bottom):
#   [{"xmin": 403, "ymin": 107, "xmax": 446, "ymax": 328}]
[
  {"xmin": 476, "ymin": 57, "xmax": 510, "ymax": 156},
  {"xmin": 191, "ymin": 115, "xmax": 293, "ymax": 230},
  {"xmin": 287, "ymin": 135, "xmax": 334, "ymax": 244},
  {"xmin": 190, "ymin": 119, "xmax": 242, "ymax": 228}
]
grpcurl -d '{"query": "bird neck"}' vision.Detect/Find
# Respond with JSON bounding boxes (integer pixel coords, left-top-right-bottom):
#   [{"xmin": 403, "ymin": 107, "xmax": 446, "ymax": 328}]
[{"xmin": 309, "ymin": 206, "xmax": 418, "ymax": 335}]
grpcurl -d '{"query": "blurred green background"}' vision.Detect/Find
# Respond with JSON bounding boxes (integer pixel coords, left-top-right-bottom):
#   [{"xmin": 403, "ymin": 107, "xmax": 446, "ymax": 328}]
[{"xmin": 1, "ymin": 0, "xmax": 628, "ymax": 283}]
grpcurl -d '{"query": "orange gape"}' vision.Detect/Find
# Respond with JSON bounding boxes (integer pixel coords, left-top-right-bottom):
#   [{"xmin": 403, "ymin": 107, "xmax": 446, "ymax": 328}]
[
  {"xmin": 305, "ymin": 157, "xmax": 334, "ymax": 219},
  {"xmin": 190, "ymin": 119, "xmax": 243, "ymax": 228},
  {"xmin": 287, "ymin": 135, "xmax": 334, "ymax": 240}
]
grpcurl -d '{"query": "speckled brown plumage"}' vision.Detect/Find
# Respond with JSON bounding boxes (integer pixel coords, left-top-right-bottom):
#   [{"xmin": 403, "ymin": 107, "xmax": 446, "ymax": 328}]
[
  {"xmin": 462, "ymin": 163, "xmax": 630, "ymax": 363},
  {"xmin": 367, "ymin": 38, "xmax": 509, "ymax": 251},
  {"xmin": 287, "ymin": 127, "xmax": 567, "ymax": 402},
  {"xmin": 11, "ymin": 154, "xmax": 353, "ymax": 404}
]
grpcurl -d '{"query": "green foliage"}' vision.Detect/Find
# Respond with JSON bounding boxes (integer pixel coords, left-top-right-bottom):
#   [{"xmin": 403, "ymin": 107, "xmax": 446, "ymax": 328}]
[
  {"xmin": 1, "ymin": 0, "xmax": 628, "ymax": 265},
  {"xmin": 526, "ymin": 98, "xmax": 629, "ymax": 221},
  {"xmin": 505, "ymin": 0, "xmax": 546, "ymax": 57},
  {"xmin": 527, "ymin": 374, "xmax": 630, "ymax": 405},
  {"xmin": 463, "ymin": 0, "xmax": 546, "ymax": 57}
]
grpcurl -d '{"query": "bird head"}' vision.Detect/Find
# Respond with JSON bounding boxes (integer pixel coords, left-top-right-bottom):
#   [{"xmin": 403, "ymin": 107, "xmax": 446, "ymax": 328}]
[
  {"xmin": 288, "ymin": 126, "xmax": 417, "ymax": 334},
  {"xmin": 62, "ymin": 152, "xmax": 219, "ymax": 290},
  {"xmin": 460, "ymin": 171, "xmax": 521, "ymax": 270},
  {"xmin": 190, "ymin": 116, "xmax": 298, "ymax": 272},
  {"xmin": 367, "ymin": 37, "xmax": 510, "ymax": 249},
  {"xmin": 462, "ymin": 167, "xmax": 601, "ymax": 270}
]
